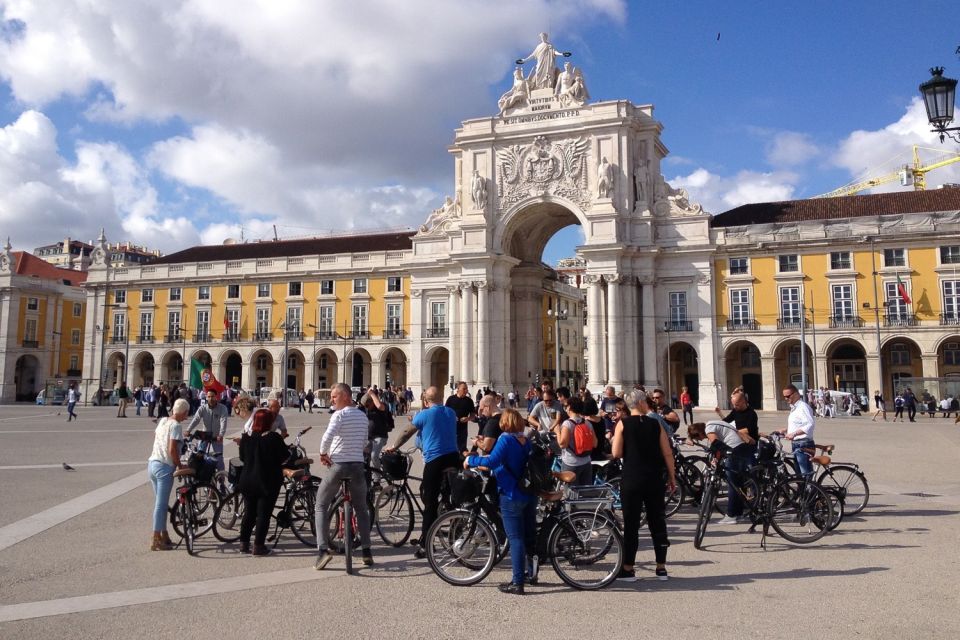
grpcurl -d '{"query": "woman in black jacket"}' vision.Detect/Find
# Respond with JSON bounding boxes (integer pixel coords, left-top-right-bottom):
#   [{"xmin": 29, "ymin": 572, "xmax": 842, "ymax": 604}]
[{"xmin": 238, "ymin": 410, "xmax": 289, "ymax": 555}]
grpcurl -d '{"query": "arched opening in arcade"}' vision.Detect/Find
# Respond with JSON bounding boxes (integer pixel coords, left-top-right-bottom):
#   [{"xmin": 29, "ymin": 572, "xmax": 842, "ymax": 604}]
[
  {"xmin": 160, "ymin": 351, "xmax": 183, "ymax": 385},
  {"xmin": 773, "ymin": 339, "xmax": 814, "ymax": 410},
  {"xmin": 425, "ymin": 346, "xmax": 450, "ymax": 391},
  {"xmin": 826, "ymin": 340, "xmax": 868, "ymax": 399},
  {"xmin": 251, "ymin": 349, "xmax": 273, "ymax": 392},
  {"xmin": 381, "ymin": 347, "xmax": 408, "ymax": 389},
  {"xmin": 105, "ymin": 352, "xmax": 125, "ymax": 389},
  {"xmin": 348, "ymin": 348, "xmax": 372, "ymax": 388},
  {"xmin": 14, "ymin": 354, "xmax": 41, "ymax": 401},
  {"xmin": 666, "ymin": 341, "xmax": 699, "ymax": 407},
  {"xmin": 313, "ymin": 349, "xmax": 338, "ymax": 390},
  {"xmin": 134, "ymin": 352, "xmax": 155, "ymax": 387},
  {"xmin": 881, "ymin": 337, "xmax": 923, "ymax": 400},
  {"xmin": 285, "ymin": 349, "xmax": 305, "ymax": 392},
  {"xmin": 932, "ymin": 335, "xmax": 960, "ymax": 404},
  {"xmin": 221, "ymin": 351, "xmax": 243, "ymax": 388},
  {"xmin": 723, "ymin": 340, "xmax": 763, "ymax": 409}
]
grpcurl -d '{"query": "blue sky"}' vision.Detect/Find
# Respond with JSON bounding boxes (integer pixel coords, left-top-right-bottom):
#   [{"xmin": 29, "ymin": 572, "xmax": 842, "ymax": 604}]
[{"xmin": 1, "ymin": 0, "xmax": 958, "ymax": 264}]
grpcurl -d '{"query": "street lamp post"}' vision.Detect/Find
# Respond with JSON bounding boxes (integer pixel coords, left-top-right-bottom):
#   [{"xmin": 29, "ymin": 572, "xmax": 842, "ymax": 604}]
[
  {"xmin": 123, "ymin": 318, "xmax": 130, "ymax": 387},
  {"xmin": 307, "ymin": 323, "xmax": 318, "ymax": 391},
  {"xmin": 919, "ymin": 66, "xmax": 959, "ymax": 143},
  {"xmin": 279, "ymin": 321, "xmax": 290, "ymax": 407},
  {"xmin": 547, "ymin": 307, "xmax": 568, "ymax": 387}
]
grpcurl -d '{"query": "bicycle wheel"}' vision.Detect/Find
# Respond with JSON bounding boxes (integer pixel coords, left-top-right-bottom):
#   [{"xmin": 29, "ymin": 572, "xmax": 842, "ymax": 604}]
[
  {"xmin": 548, "ymin": 510, "xmax": 623, "ymax": 590},
  {"xmin": 289, "ymin": 485, "xmax": 317, "ymax": 548},
  {"xmin": 425, "ymin": 509, "xmax": 498, "ymax": 586},
  {"xmin": 191, "ymin": 483, "xmax": 221, "ymax": 537},
  {"xmin": 664, "ymin": 475, "xmax": 685, "ymax": 518},
  {"xmin": 212, "ymin": 492, "xmax": 244, "ymax": 543},
  {"xmin": 818, "ymin": 465, "xmax": 869, "ymax": 515},
  {"xmin": 693, "ymin": 477, "xmax": 716, "ymax": 550},
  {"xmin": 374, "ymin": 483, "xmax": 415, "ymax": 547},
  {"xmin": 344, "ymin": 500, "xmax": 353, "ymax": 575},
  {"xmin": 180, "ymin": 501, "xmax": 196, "ymax": 555},
  {"xmin": 678, "ymin": 459, "xmax": 704, "ymax": 505},
  {"xmin": 822, "ymin": 486, "xmax": 845, "ymax": 531},
  {"xmin": 768, "ymin": 478, "xmax": 832, "ymax": 544}
]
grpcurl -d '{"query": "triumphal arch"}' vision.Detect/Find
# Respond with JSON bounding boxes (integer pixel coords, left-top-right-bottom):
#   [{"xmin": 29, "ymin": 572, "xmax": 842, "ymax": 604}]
[{"xmin": 407, "ymin": 34, "xmax": 718, "ymax": 406}]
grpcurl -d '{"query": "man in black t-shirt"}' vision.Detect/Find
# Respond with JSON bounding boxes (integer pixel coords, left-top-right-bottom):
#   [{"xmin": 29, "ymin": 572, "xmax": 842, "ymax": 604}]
[
  {"xmin": 713, "ymin": 389, "xmax": 759, "ymax": 444},
  {"xmin": 445, "ymin": 381, "xmax": 476, "ymax": 454}
]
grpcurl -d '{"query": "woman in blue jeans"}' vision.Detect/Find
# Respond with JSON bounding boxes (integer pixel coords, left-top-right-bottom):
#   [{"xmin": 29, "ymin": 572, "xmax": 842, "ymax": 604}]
[
  {"xmin": 464, "ymin": 408, "xmax": 534, "ymax": 595},
  {"xmin": 146, "ymin": 398, "xmax": 188, "ymax": 550}
]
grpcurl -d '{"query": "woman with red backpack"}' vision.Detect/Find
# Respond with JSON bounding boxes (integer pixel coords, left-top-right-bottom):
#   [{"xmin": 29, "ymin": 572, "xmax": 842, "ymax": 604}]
[{"xmin": 551, "ymin": 397, "xmax": 596, "ymax": 486}]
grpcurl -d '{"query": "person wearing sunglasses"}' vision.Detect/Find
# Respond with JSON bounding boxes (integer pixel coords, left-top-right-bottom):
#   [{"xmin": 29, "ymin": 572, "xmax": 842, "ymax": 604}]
[
  {"xmin": 774, "ymin": 384, "xmax": 816, "ymax": 480},
  {"xmin": 649, "ymin": 389, "xmax": 681, "ymax": 435}
]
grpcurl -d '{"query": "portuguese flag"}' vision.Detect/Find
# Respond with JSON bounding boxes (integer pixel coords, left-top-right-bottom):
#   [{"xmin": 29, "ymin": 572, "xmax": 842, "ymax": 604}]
[
  {"xmin": 896, "ymin": 274, "xmax": 911, "ymax": 305},
  {"xmin": 190, "ymin": 358, "xmax": 226, "ymax": 394}
]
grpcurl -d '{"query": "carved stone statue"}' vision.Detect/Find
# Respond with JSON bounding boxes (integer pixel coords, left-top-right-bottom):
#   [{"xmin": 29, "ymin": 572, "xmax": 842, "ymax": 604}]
[
  {"xmin": 0, "ymin": 237, "xmax": 12, "ymax": 273},
  {"xmin": 653, "ymin": 175, "xmax": 704, "ymax": 216},
  {"xmin": 597, "ymin": 156, "xmax": 614, "ymax": 198},
  {"xmin": 515, "ymin": 32, "xmax": 570, "ymax": 90},
  {"xmin": 418, "ymin": 194, "xmax": 461, "ymax": 234},
  {"xmin": 634, "ymin": 160, "xmax": 648, "ymax": 208},
  {"xmin": 556, "ymin": 62, "xmax": 589, "ymax": 107},
  {"xmin": 470, "ymin": 170, "xmax": 487, "ymax": 210},
  {"xmin": 498, "ymin": 67, "xmax": 529, "ymax": 115}
]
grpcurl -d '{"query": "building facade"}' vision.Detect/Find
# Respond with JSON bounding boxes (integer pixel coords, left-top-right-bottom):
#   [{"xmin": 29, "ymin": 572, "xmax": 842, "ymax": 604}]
[{"xmin": 33, "ymin": 237, "xmax": 161, "ymax": 271}]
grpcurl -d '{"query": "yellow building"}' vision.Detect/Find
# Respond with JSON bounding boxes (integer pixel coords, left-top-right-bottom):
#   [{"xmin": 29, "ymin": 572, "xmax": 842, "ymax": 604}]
[
  {"xmin": 713, "ymin": 189, "xmax": 960, "ymax": 410},
  {"xmin": 0, "ymin": 241, "xmax": 87, "ymax": 402}
]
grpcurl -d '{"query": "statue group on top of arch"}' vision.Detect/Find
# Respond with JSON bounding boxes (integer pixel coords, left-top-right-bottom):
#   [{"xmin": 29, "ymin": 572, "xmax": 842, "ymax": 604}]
[
  {"xmin": 498, "ymin": 33, "xmax": 589, "ymax": 116},
  {"xmin": 652, "ymin": 174, "xmax": 704, "ymax": 216},
  {"xmin": 417, "ymin": 193, "xmax": 462, "ymax": 236}
]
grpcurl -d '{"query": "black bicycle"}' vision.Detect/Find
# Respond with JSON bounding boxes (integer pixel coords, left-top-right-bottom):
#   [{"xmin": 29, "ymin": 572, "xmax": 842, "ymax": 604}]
[
  {"xmin": 372, "ymin": 449, "xmax": 454, "ymax": 547},
  {"xmin": 170, "ymin": 432, "xmax": 222, "ymax": 555}
]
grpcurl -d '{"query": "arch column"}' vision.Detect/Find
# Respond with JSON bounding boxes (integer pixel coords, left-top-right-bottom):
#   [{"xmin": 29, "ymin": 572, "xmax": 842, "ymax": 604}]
[
  {"xmin": 606, "ymin": 275, "xmax": 623, "ymax": 388},
  {"xmin": 460, "ymin": 282, "xmax": 475, "ymax": 384},
  {"xmin": 476, "ymin": 281, "xmax": 489, "ymax": 387},
  {"xmin": 446, "ymin": 286, "xmax": 459, "ymax": 382},
  {"xmin": 586, "ymin": 275, "xmax": 606, "ymax": 388},
  {"xmin": 409, "ymin": 290, "xmax": 424, "ymax": 396},
  {"xmin": 641, "ymin": 280, "xmax": 657, "ymax": 387},
  {"xmin": 498, "ymin": 284, "xmax": 511, "ymax": 388},
  {"xmin": 921, "ymin": 352, "xmax": 938, "ymax": 380},
  {"xmin": 622, "ymin": 277, "xmax": 638, "ymax": 386},
  {"xmin": 761, "ymin": 355, "xmax": 777, "ymax": 411}
]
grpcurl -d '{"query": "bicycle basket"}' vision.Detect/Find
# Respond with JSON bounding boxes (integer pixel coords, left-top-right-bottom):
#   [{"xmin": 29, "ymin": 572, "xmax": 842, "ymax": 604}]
[
  {"xmin": 189, "ymin": 452, "xmax": 217, "ymax": 484},
  {"xmin": 566, "ymin": 485, "xmax": 614, "ymax": 502},
  {"xmin": 379, "ymin": 451, "xmax": 409, "ymax": 480},
  {"xmin": 227, "ymin": 457, "xmax": 244, "ymax": 485},
  {"xmin": 448, "ymin": 472, "xmax": 483, "ymax": 505},
  {"xmin": 756, "ymin": 439, "xmax": 776, "ymax": 463}
]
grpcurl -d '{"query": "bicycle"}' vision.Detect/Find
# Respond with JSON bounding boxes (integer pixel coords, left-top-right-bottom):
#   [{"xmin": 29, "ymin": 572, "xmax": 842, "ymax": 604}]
[
  {"xmin": 327, "ymin": 477, "xmax": 357, "ymax": 574},
  {"xmin": 785, "ymin": 442, "xmax": 870, "ymax": 515},
  {"xmin": 170, "ymin": 432, "xmax": 222, "ymax": 555},
  {"xmin": 372, "ymin": 449, "xmax": 454, "ymax": 547}
]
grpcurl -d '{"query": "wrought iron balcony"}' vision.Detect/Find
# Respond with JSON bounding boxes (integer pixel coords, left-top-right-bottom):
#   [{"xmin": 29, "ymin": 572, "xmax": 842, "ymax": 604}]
[
  {"xmin": 425, "ymin": 327, "xmax": 449, "ymax": 338},
  {"xmin": 383, "ymin": 329, "xmax": 406, "ymax": 339},
  {"xmin": 315, "ymin": 330, "xmax": 339, "ymax": 340},
  {"xmin": 284, "ymin": 331, "xmax": 304, "ymax": 341},
  {"xmin": 725, "ymin": 319, "xmax": 759, "ymax": 331},
  {"xmin": 222, "ymin": 332, "xmax": 243, "ymax": 342},
  {"xmin": 777, "ymin": 318, "xmax": 802, "ymax": 330},
  {"xmin": 22, "ymin": 339, "xmax": 39, "ymax": 348},
  {"xmin": 66, "ymin": 368, "xmax": 82, "ymax": 377},
  {"xmin": 350, "ymin": 330, "xmax": 371, "ymax": 339},
  {"xmin": 663, "ymin": 320, "xmax": 693, "ymax": 332},
  {"xmin": 164, "ymin": 334, "xmax": 184, "ymax": 343},
  {"xmin": 110, "ymin": 335, "xmax": 127, "ymax": 344},
  {"xmin": 829, "ymin": 316, "xmax": 864, "ymax": 329},
  {"xmin": 941, "ymin": 313, "xmax": 960, "ymax": 326},
  {"xmin": 136, "ymin": 335, "xmax": 154, "ymax": 344},
  {"xmin": 884, "ymin": 313, "xmax": 918, "ymax": 327},
  {"xmin": 254, "ymin": 331, "xmax": 274, "ymax": 341},
  {"xmin": 192, "ymin": 333, "xmax": 212, "ymax": 343}
]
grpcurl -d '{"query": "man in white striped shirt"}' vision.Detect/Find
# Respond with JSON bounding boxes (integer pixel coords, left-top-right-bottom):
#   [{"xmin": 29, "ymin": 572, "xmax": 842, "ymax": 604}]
[{"xmin": 314, "ymin": 383, "xmax": 374, "ymax": 569}]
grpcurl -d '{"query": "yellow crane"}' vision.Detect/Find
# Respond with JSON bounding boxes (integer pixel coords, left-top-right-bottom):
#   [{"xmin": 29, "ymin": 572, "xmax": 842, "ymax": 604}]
[{"xmin": 813, "ymin": 145, "xmax": 960, "ymax": 198}]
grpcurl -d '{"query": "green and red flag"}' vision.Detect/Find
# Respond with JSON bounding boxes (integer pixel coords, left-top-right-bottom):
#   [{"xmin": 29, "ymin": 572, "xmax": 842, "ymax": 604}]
[
  {"xmin": 190, "ymin": 358, "xmax": 226, "ymax": 394},
  {"xmin": 896, "ymin": 274, "xmax": 911, "ymax": 305}
]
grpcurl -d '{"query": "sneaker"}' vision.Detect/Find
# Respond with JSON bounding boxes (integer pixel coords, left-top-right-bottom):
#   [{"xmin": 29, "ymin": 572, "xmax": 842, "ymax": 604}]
[
  {"xmin": 361, "ymin": 548, "xmax": 374, "ymax": 566},
  {"xmin": 655, "ymin": 567, "xmax": 669, "ymax": 581},
  {"xmin": 497, "ymin": 582, "xmax": 524, "ymax": 595},
  {"xmin": 252, "ymin": 544, "xmax": 272, "ymax": 556},
  {"xmin": 314, "ymin": 549, "xmax": 333, "ymax": 570},
  {"xmin": 717, "ymin": 516, "xmax": 739, "ymax": 525},
  {"xmin": 616, "ymin": 568, "xmax": 637, "ymax": 582},
  {"xmin": 413, "ymin": 547, "xmax": 426, "ymax": 560}
]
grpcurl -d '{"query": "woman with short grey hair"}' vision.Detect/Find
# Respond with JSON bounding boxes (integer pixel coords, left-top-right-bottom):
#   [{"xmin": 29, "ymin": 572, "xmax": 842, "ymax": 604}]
[{"xmin": 146, "ymin": 398, "xmax": 189, "ymax": 550}]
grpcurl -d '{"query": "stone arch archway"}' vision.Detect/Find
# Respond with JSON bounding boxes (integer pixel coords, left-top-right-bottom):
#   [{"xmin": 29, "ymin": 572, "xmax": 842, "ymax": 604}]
[
  {"xmin": 380, "ymin": 347, "xmax": 408, "ymax": 388},
  {"xmin": 250, "ymin": 349, "xmax": 273, "ymax": 392},
  {"xmin": 313, "ymin": 348, "xmax": 339, "ymax": 389},
  {"xmin": 220, "ymin": 350, "xmax": 243, "ymax": 388},
  {"xmin": 423, "ymin": 346, "xmax": 450, "ymax": 391},
  {"xmin": 826, "ymin": 339, "xmax": 868, "ymax": 399},
  {"xmin": 773, "ymin": 340, "xmax": 814, "ymax": 409},
  {"xmin": 666, "ymin": 341, "xmax": 699, "ymax": 406},
  {"xmin": 105, "ymin": 351, "xmax": 125, "ymax": 389},
  {"xmin": 14, "ymin": 354, "xmax": 41, "ymax": 401},
  {"xmin": 159, "ymin": 351, "xmax": 183, "ymax": 385},
  {"xmin": 723, "ymin": 340, "xmax": 763, "ymax": 410},
  {"xmin": 284, "ymin": 349, "xmax": 305, "ymax": 392},
  {"xmin": 881, "ymin": 337, "xmax": 922, "ymax": 400},
  {"xmin": 133, "ymin": 351, "xmax": 155, "ymax": 387},
  {"xmin": 346, "ymin": 348, "xmax": 372, "ymax": 388}
]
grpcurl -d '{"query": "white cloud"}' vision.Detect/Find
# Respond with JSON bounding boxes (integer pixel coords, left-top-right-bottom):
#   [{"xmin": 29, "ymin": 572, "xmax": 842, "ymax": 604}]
[
  {"xmin": 766, "ymin": 131, "xmax": 820, "ymax": 167},
  {"xmin": 670, "ymin": 167, "xmax": 798, "ymax": 214}
]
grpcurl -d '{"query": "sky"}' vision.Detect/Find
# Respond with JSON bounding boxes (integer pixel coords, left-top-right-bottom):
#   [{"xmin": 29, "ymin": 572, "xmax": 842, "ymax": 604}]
[{"xmin": 1, "ymin": 0, "xmax": 958, "ymax": 266}]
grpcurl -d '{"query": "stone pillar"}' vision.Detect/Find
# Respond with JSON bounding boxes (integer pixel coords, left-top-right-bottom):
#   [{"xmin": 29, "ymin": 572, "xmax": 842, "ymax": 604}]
[
  {"xmin": 586, "ymin": 276, "xmax": 606, "ymax": 388},
  {"xmin": 920, "ymin": 353, "xmax": 938, "ymax": 380},
  {"xmin": 447, "ymin": 286, "xmax": 459, "ymax": 381},
  {"xmin": 641, "ymin": 281, "xmax": 657, "ymax": 387},
  {"xmin": 606, "ymin": 275, "xmax": 623, "ymax": 388},
  {"xmin": 695, "ymin": 274, "xmax": 719, "ymax": 409},
  {"xmin": 866, "ymin": 354, "xmax": 882, "ymax": 403},
  {"xmin": 460, "ymin": 282, "xmax": 475, "ymax": 384},
  {"xmin": 0, "ymin": 288, "xmax": 15, "ymax": 403},
  {"xmin": 497, "ymin": 285, "xmax": 511, "ymax": 389},
  {"xmin": 409, "ymin": 290, "xmax": 424, "ymax": 397},
  {"xmin": 476, "ymin": 281, "xmax": 489, "ymax": 387},
  {"xmin": 760, "ymin": 355, "xmax": 777, "ymax": 412},
  {"xmin": 622, "ymin": 278, "xmax": 638, "ymax": 386}
]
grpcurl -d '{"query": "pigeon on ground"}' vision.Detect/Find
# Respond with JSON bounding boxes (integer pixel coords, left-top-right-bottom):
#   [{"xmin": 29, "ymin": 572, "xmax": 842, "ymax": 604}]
[{"xmin": 62, "ymin": 463, "xmax": 76, "ymax": 471}]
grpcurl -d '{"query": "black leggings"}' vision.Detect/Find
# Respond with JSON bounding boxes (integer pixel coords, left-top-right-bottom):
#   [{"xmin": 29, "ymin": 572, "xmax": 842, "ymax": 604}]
[
  {"xmin": 240, "ymin": 488, "xmax": 280, "ymax": 547},
  {"xmin": 682, "ymin": 405, "xmax": 693, "ymax": 426},
  {"xmin": 419, "ymin": 452, "xmax": 461, "ymax": 546},
  {"xmin": 621, "ymin": 478, "xmax": 670, "ymax": 566}
]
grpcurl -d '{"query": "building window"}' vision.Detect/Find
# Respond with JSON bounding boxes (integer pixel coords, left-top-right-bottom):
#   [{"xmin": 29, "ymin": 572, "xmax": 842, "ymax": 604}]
[
  {"xmin": 26, "ymin": 297, "xmax": 39, "ymax": 311},
  {"xmin": 167, "ymin": 311, "xmax": 181, "ymax": 337},
  {"xmin": 257, "ymin": 283, "xmax": 270, "ymax": 298},
  {"xmin": 885, "ymin": 281, "xmax": 910, "ymax": 317},
  {"xmin": 889, "ymin": 343, "xmax": 911, "ymax": 366},
  {"xmin": 320, "ymin": 280, "xmax": 334, "ymax": 295},
  {"xmin": 196, "ymin": 310, "xmax": 210, "ymax": 337},
  {"xmin": 256, "ymin": 308, "xmax": 270, "ymax": 337},
  {"xmin": 197, "ymin": 285, "xmax": 211, "ymax": 301},
  {"xmin": 387, "ymin": 276, "xmax": 402, "ymax": 292},
  {"xmin": 141, "ymin": 288, "xmax": 154, "ymax": 303},
  {"xmin": 944, "ymin": 342, "xmax": 960, "ymax": 366},
  {"xmin": 140, "ymin": 312, "xmax": 152, "ymax": 338},
  {"xmin": 320, "ymin": 354, "xmax": 328, "ymax": 369},
  {"xmin": 169, "ymin": 287, "xmax": 182, "ymax": 302},
  {"xmin": 830, "ymin": 251, "xmax": 851, "ymax": 270},
  {"xmin": 884, "ymin": 248, "xmax": 906, "ymax": 267},
  {"xmin": 780, "ymin": 287, "xmax": 801, "ymax": 323},
  {"xmin": 317, "ymin": 305, "xmax": 334, "ymax": 336},
  {"xmin": 353, "ymin": 278, "xmax": 367, "ymax": 294},
  {"xmin": 114, "ymin": 290, "xmax": 126, "ymax": 304},
  {"xmin": 778, "ymin": 255, "xmax": 799, "ymax": 272},
  {"xmin": 788, "ymin": 344, "xmax": 802, "ymax": 368},
  {"xmin": 227, "ymin": 284, "xmax": 240, "ymax": 299},
  {"xmin": 431, "ymin": 301, "xmax": 446, "ymax": 331},
  {"xmin": 944, "ymin": 280, "xmax": 960, "ymax": 319},
  {"xmin": 24, "ymin": 318, "xmax": 38, "ymax": 342},
  {"xmin": 352, "ymin": 304, "xmax": 368, "ymax": 334},
  {"xmin": 71, "ymin": 328, "xmax": 81, "ymax": 345},
  {"xmin": 226, "ymin": 309, "xmax": 240, "ymax": 338},
  {"xmin": 831, "ymin": 284, "xmax": 854, "ymax": 320},
  {"xmin": 69, "ymin": 354, "xmax": 79, "ymax": 371},
  {"xmin": 730, "ymin": 289, "xmax": 750, "ymax": 324},
  {"xmin": 288, "ymin": 281, "xmax": 302, "ymax": 297},
  {"xmin": 387, "ymin": 303, "xmax": 402, "ymax": 335},
  {"xmin": 941, "ymin": 245, "xmax": 960, "ymax": 265},
  {"xmin": 669, "ymin": 292, "xmax": 687, "ymax": 323},
  {"xmin": 113, "ymin": 313, "xmax": 126, "ymax": 339},
  {"xmin": 256, "ymin": 354, "xmax": 269, "ymax": 370},
  {"xmin": 740, "ymin": 344, "xmax": 760, "ymax": 368},
  {"xmin": 729, "ymin": 257, "xmax": 749, "ymax": 275},
  {"xmin": 72, "ymin": 302, "xmax": 82, "ymax": 317},
  {"xmin": 286, "ymin": 307, "xmax": 302, "ymax": 334}
]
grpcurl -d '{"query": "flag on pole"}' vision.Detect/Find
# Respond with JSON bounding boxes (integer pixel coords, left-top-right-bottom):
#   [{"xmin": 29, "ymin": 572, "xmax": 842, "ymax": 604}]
[
  {"xmin": 896, "ymin": 274, "xmax": 911, "ymax": 304},
  {"xmin": 223, "ymin": 313, "xmax": 230, "ymax": 331},
  {"xmin": 190, "ymin": 358, "xmax": 227, "ymax": 394}
]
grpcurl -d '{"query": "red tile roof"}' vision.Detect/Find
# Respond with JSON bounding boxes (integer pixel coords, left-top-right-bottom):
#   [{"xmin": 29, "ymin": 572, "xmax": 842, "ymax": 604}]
[
  {"xmin": 148, "ymin": 231, "xmax": 416, "ymax": 265},
  {"xmin": 12, "ymin": 252, "xmax": 88, "ymax": 286},
  {"xmin": 712, "ymin": 188, "xmax": 960, "ymax": 227}
]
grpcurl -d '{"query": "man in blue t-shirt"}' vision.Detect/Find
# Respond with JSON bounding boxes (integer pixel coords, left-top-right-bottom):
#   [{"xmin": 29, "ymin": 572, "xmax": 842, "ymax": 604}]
[{"xmin": 385, "ymin": 385, "xmax": 459, "ymax": 558}]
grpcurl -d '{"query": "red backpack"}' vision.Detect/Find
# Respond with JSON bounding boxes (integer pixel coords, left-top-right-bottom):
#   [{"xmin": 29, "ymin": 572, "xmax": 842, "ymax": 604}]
[{"xmin": 568, "ymin": 417, "xmax": 597, "ymax": 456}]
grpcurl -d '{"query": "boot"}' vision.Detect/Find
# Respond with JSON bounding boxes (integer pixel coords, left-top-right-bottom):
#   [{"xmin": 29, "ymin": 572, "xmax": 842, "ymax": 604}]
[
  {"xmin": 150, "ymin": 532, "xmax": 165, "ymax": 551},
  {"xmin": 159, "ymin": 530, "xmax": 174, "ymax": 550}
]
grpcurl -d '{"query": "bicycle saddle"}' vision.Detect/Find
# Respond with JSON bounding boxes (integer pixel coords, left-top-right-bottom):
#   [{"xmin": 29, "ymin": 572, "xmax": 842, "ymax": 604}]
[
  {"xmin": 552, "ymin": 470, "xmax": 576, "ymax": 484},
  {"xmin": 173, "ymin": 468, "xmax": 195, "ymax": 478},
  {"xmin": 538, "ymin": 490, "xmax": 564, "ymax": 502},
  {"xmin": 811, "ymin": 455, "xmax": 831, "ymax": 466},
  {"xmin": 283, "ymin": 468, "xmax": 308, "ymax": 480}
]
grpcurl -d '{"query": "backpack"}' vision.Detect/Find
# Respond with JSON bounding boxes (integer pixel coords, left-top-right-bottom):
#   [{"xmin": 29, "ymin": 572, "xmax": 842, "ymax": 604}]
[
  {"xmin": 505, "ymin": 437, "xmax": 553, "ymax": 496},
  {"xmin": 565, "ymin": 417, "xmax": 597, "ymax": 456}
]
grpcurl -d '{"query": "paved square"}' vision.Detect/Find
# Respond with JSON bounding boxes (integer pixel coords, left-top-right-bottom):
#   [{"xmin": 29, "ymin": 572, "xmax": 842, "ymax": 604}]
[{"xmin": 0, "ymin": 405, "xmax": 957, "ymax": 639}]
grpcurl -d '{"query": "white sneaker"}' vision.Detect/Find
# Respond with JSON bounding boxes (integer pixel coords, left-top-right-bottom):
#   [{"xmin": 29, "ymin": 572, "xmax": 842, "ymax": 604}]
[{"xmin": 717, "ymin": 516, "xmax": 739, "ymax": 525}]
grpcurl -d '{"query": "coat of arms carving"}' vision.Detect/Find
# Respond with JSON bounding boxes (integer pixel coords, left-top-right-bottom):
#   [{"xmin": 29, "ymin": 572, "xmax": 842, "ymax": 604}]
[{"xmin": 496, "ymin": 136, "xmax": 590, "ymax": 210}]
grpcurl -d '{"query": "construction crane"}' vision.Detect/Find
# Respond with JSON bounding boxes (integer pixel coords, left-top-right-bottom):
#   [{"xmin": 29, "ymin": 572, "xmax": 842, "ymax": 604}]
[{"xmin": 813, "ymin": 145, "xmax": 960, "ymax": 198}]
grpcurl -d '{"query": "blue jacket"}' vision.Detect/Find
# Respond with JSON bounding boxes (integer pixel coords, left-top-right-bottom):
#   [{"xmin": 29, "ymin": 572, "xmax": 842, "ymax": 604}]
[{"xmin": 466, "ymin": 433, "xmax": 532, "ymax": 502}]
